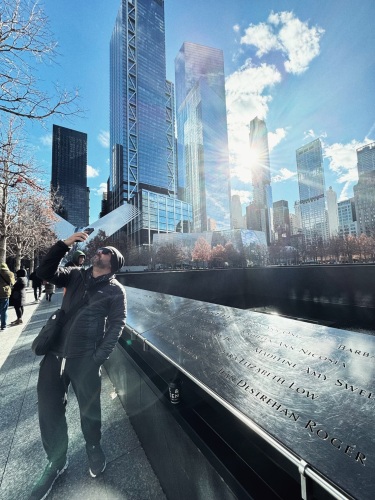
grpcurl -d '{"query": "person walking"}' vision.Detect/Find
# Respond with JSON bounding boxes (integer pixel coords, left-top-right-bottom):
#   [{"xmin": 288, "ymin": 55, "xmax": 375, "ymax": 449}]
[
  {"xmin": 0, "ymin": 263, "xmax": 15, "ymax": 330},
  {"xmin": 29, "ymin": 271, "xmax": 43, "ymax": 301},
  {"xmin": 29, "ymin": 231, "xmax": 126, "ymax": 500},
  {"xmin": 10, "ymin": 269, "xmax": 27, "ymax": 325},
  {"xmin": 43, "ymin": 281, "xmax": 55, "ymax": 302}
]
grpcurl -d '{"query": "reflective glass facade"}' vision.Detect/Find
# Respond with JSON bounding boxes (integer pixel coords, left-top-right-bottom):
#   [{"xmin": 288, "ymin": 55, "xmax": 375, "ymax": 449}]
[
  {"xmin": 110, "ymin": 0, "xmax": 175, "ymax": 209},
  {"xmin": 248, "ymin": 117, "xmax": 273, "ymax": 244},
  {"xmin": 175, "ymin": 42, "xmax": 231, "ymax": 232},
  {"xmin": 338, "ymin": 198, "xmax": 358, "ymax": 237},
  {"xmin": 296, "ymin": 139, "xmax": 328, "ymax": 242},
  {"xmin": 353, "ymin": 143, "xmax": 375, "ymax": 235},
  {"xmin": 51, "ymin": 125, "xmax": 89, "ymax": 228},
  {"xmin": 357, "ymin": 141, "xmax": 375, "ymax": 176},
  {"xmin": 354, "ymin": 171, "xmax": 375, "ymax": 236},
  {"xmin": 130, "ymin": 189, "xmax": 192, "ymax": 245}
]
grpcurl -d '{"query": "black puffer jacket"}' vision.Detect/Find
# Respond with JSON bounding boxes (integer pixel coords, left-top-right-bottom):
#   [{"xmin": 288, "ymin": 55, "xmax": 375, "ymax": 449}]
[
  {"xmin": 12, "ymin": 276, "xmax": 28, "ymax": 306},
  {"xmin": 37, "ymin": 240, "xmax": 127, "ymax": 365}
]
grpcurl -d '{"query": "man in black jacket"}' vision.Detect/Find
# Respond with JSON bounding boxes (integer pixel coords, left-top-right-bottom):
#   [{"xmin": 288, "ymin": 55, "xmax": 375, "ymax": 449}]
[{"xmin": 30, "ymin": 231, "xmax": 126, "ymax": 500}]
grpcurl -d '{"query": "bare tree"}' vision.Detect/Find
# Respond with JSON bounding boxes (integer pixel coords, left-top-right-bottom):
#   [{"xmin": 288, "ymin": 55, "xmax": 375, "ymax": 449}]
[
  {"xmin": 6, "ymin": 187, "xmax": 58, "ymax": 270},
  {"xmin": 342, "ymin": 235, "xmax": 358, "ymax": 263},
  {"xmin": 327, "ymin": 236, "xmax": 343, "ymax": 263},
  {"xmin": 0, "ymin": 0, "xmax": 80, "ymax": 120},
  {"xmin": 224, "ymin": 241, "xmax": 243, "ymax": 267},
  {"xmin": 210, "ymin": 244, "xmax": 226, "ymax": 268},
  {"xmin": 156, "ymin": 243, "xmax": 181, "ymax": 269},
  {"xmin": 0, "ymin": 117, "xmax": 45, "ymax": 261}
]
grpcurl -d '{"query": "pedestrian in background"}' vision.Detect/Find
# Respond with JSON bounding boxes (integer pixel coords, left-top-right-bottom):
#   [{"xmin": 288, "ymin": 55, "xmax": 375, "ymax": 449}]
[
  {"xmin": 64, "ymin": 250, "xmax": 86, "ymax": 268},
  {"xmin": 30, "ymin": 271, "xmax": 43, "ymax": 301},
  {"xmin": 10, "ymin": 269, "xmax": 27, "ymax": 325},
  {"xmin": 43, "ymin": 281, "xmax": 55, "ymax": 302},
  {"xmin": 0, "ymin": 263, "xmax": 15, "ymax": 331}
]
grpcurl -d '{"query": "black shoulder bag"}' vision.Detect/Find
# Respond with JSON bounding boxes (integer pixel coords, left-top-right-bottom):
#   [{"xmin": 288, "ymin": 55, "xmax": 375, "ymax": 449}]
[
  {"xmin": 31, "ymin": 300, "xmax": 85, "ymax": 356},
  {"xmin": 31, "ymin": 274, "xmax": 110, "ymax": 356}
]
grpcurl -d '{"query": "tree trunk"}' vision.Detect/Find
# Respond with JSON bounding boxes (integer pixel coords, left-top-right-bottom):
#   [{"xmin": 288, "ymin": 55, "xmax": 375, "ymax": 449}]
[
  {"xmin": 0, "ymin": 235, "xmax": 7, "ymax": 263},
  {"xmin": 15, "ymin": 249, "xmax": 22, "ymax": 271}
]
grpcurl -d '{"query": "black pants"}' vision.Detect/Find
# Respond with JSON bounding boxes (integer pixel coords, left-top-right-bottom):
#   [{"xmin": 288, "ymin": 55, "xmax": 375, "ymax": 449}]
[
  {"xmin": 37, "ymin": 353, "xmax": 102, "ymax": 466},
  {"xmin": 33, "ymin": 286, "xmax": 42, "ymax": 300},
  {"xmin": 14, "ymin": 304, "xmax": 23, "ymax": 320}
]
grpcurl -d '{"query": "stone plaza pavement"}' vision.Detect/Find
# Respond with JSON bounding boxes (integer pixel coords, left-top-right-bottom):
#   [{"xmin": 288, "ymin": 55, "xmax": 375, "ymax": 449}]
[{"xmin": 0, "ymin": 288, "xmax": 166, "ymax": 500}]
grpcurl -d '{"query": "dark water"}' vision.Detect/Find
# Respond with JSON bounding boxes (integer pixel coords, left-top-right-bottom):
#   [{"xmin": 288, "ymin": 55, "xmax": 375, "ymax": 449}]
[{"xmin": 244, "ymin": 296, "xmax": 375, "ymax": 336}]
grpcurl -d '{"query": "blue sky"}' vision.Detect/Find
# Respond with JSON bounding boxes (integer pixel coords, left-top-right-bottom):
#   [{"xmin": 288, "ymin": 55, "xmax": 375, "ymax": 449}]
[{"xmin": 27, "ymin": 0, "xmax": 375, "ymax": 223}]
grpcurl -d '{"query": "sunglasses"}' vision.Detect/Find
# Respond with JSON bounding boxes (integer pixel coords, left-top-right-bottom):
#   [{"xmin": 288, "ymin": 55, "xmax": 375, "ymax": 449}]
[{"xmin": 96, "ymin": 248, "xmax": 113, "ymax": 255}]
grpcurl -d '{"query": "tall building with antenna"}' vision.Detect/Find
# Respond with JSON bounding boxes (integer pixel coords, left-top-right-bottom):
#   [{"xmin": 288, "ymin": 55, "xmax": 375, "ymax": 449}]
[{"xmin": 247, "ymin": 117, "xmax": 273, "ymax": 244}]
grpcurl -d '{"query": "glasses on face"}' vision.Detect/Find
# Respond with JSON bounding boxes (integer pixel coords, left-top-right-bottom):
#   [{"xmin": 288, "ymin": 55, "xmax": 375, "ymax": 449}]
[{"xmin": 96, "ymin": 248, "xmax": 113, "ymax": 255}]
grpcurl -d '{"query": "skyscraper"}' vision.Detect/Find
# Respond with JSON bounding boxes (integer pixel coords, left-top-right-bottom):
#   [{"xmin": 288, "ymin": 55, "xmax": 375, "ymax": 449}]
[
  {"xmin": 175, "ymin": 42, "xmax": 231, "ymax": 232},
  {"xmin": 296, "ymin": 138, "xmax": 327, "ymax": 243},
  {"xmin": 51, "ymin": 124, "xmax": 89, "ymax": 228},
  {"xmin": 338, "ymin": 198, "xmax": 358, "ymax": 237},
  {"xmin": 231, "ymin": 195, "xmax": 245, "ymax": 229},
  {"xmin": 110, "ymin": 0, "xmax": 185, "ymax": 245},
  {"xmin": 248, "ymin": 117, "xmax": 273, "ymax": 245},
  {"xmin": 273, "ymin": 200, "xmax": 290, "ymax": 241},
  {"xmin": 326, "ymin": 186, "xmax": 339, "ymax": 237},
  {"xmin": 354, "ymin": 142, "xmax": 375, "ymax": 236},
  {"xmin": 357, "ymin": 141, "xmax": 375, "ymax": 176}
]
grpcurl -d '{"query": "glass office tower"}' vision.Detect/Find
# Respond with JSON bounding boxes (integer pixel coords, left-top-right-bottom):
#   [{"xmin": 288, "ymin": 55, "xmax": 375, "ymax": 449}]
[
  {"xmin": 248, "ymin": 117, "xmax": 273, "ymax": 244},
  {"xmin": 354, "ymin": 142, "xmax": 375, "ymax": 236},
  {"xmin": 338, "ymin": 198, "xmax": 358, "ymax": 237},
  {"xmin": 175, "ymin": 42, "xmax": 231, "ymax": 232},
  {"xmin": 51, "ymin": 124, "xmax": 89, "ymax": 228},
  {"xmin": 296, "ymin": 138, "xmax": 328, "ymax": 243},
  {"xmin": 273, "ymin": 200, "xmax": 290, "ymax": 241},
  {"xmin": 110, "ymin": 0, "xmax": 179, "ymax": 245},
  {"xmin": 357, "ymin": 141, "xmax": 375, "ymax": 176}
]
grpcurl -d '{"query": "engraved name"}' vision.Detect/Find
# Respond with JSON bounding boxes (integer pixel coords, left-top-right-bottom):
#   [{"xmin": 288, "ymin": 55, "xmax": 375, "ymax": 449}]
[
  {"xmin": 305, "ymin": 420, "xmax": 366, "ymax": 466},
  {"xmin": 338, "ymin": 345, "xmax": 375, "ymax": 360},
  {"xmin": 335, "ymin": 379, "xmax": 375, "ymax": 400}
]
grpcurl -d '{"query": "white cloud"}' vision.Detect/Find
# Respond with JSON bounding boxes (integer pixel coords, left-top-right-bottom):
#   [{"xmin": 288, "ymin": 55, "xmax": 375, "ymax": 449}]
[
  {"xmin": 240, "ymin": 11, "xmax": 325, "ymax": 75},
  {"xmin": 40, "ymin": 134, "xmax": 52, "ymax": 147},
  {"xmin": 304, "ymin": 129, "xmax": 316, "ymax": 140},
  {"xmin": 241, "ymin": 22, "xmax": 280, "ymax": 57},
  {"xmin": 271, "ymin": 167, "xmax": 297, "ymax": 183},
  {"xmin": 91, "ymin": 182, "xmax": 107, "ymax": 196},
  {"xmin": 322, "ymin": 139, "xmax": 373, "ymax": 194},
  {"xmin": 338, "ymin": 182, "xmax": 352, "ymax": 203},
  {"xmin": 233, "ymin": 24, "xmax": 240, "ymax": 33},
  {"xmin": 268, "ymin": 127, "xmax": 287, "ymax": 151},
  {"xmin": 87, "ymin": 164, "xmax": 99, "ymax": 178},
  {"xmin": 97, "ymin": 130, "xmax": 109, "ymax": 148},
  {"xmin": 323, "ymin": 140, "xmax": 360, "ymax": 183}
]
